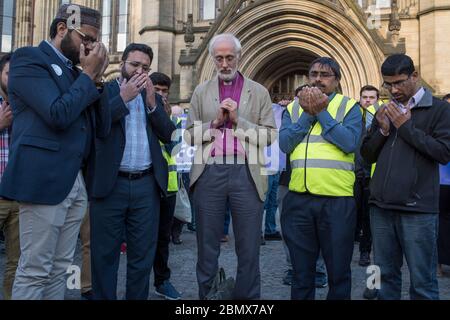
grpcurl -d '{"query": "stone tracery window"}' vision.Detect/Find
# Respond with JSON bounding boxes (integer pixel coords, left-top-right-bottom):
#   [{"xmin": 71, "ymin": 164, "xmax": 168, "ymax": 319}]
[
  {"xmin": 101, "ymin": 0, "xmax": 129, "ymax": 53},
  {"xmin": 0, "ymin": 0, "xmax": 15, "ymax": 53}
]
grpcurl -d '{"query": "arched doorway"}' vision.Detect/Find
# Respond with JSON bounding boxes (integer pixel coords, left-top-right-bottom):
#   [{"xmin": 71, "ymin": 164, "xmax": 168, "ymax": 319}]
[
  {"xmin": 252, "ymin": 48, "xmax": 318, "ymax": 100},
  {"xmin": 196, "ymin": 0, "xmax": 385, "ymax": 100}
]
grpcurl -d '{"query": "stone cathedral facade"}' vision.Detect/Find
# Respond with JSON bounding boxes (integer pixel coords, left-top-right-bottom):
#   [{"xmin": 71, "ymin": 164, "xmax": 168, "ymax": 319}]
[{"xmin": 2, "ymin": 0, "xmax": 450, "ymax": 106}]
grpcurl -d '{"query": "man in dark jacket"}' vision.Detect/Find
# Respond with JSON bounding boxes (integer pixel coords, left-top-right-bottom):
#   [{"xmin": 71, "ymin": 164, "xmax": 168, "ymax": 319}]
[
  {"xmin": 361, "ymin": 54, "xmax": 450, "ymax": 300},
  {"xmin": 88, "ymin": 43, "xmax": 176, "ymax": 300},
  {"xmin": 0, "ymin": 4, "xmax": 108, "ymax": 300}
]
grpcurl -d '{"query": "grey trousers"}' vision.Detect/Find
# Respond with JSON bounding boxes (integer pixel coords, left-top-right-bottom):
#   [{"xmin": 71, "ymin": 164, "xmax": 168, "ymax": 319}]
[
  {"xmin": 193, "ymin": 164, "xmax": 264, "ymax": 300},
  {"xmin": 12, "ymin": 171, "xmax": 87, "ymax": 300}
]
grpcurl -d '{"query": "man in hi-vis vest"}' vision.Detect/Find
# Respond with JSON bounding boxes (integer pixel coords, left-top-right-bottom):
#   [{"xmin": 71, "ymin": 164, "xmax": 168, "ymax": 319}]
[
  {"xmin": 279, "ymin": 57, "xmax": 362, "ymax": 300},
  {"xmin": 149, "ymin": 72, "xmax": 183, "ymax": 300}
]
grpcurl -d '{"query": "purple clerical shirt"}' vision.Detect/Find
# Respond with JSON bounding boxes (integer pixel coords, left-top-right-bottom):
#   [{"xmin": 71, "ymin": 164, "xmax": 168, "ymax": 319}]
[{"xmin": 211, "ymin": 73, "xmax": 246, "ymax": 157}]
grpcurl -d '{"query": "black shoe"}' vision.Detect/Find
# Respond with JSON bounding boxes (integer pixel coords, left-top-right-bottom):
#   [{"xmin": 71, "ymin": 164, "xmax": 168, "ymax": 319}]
[
  {"xmin": 172, "ymin": 236, "xmax": 183, "ymax": 245},
  {"xmin": 260, "ymin": 235, "xmax": 266, "ymax": 246},
  {"xmin": 81, "ymin": 290, "xmax": 94, "ymax": 300},
  {"xmin": 359, "ymin": 252, "xmax": 371, "ymax": 267},
  {"xmin": 363, "ymin": 287, "xmax": 378, "ymax": 300},
  {"xmin": 282, "ymin": 269, "xmax": 293, "ymax": 286},
  {"xmin": 264, "ymin": 231, "xmax": 282, "ymax": 241},
  {"xmin": 187, "ymin": 223, "xmax": 196, "ymax": 232},
  {"xmin": 315, "ymin": 278, "xmax": 328, "ymax": 288}
]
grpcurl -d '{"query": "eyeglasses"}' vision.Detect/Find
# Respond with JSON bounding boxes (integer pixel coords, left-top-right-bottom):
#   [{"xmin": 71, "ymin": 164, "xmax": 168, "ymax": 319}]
[
  {"xmin": 308, "ymin": 71, "xmax": 335, "ymax": 79},
  {"xmin": 382, "ymin": 75, "xmax": 411, "ymax": 90},
  {"xmin": 214, "ymin": 55, "xmax": 237, "ymax": 65},
  {"xmin": 71, "ymin": 28, "xmax": 98, "ymax": 46},
  {"xmin": 125, "ymin": 61, "xmax": 152, "ymax": 72}
]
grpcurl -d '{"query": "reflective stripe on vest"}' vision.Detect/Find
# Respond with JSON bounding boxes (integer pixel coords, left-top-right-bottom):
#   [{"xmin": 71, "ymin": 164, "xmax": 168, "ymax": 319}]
[
  {"xmin": 291, "ymin": 159, "xmax": 355, "ymax": 171},
  {"xmin": 161, "ymin": 116, "xmax": 182, "ymax": 192},
  {"xmin": 287, "ymin": 94, "xmax": 358, "ymax": 196}
]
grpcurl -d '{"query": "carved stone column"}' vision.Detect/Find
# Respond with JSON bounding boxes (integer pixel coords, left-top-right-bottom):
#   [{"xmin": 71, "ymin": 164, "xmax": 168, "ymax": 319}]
[{"xmin": 15, "ymin": 0, "xmax": 34, "ymax": 48}]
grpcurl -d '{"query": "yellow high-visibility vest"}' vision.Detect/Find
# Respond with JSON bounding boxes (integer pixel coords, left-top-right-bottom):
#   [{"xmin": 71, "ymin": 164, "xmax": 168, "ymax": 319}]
[
  {"xmin": 287, "ymin": 94, "xmax": 359, "ymax": 196},
  {"xmin": 160, "ymin": 116, "xmax": 182, "ymax": 192}
]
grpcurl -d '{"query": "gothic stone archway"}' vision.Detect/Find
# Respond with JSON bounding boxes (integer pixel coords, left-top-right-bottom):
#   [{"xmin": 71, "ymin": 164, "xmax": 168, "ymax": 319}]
[{"xmin": 196, "ymin": 0, "xmax": 386, "ymax": 99}]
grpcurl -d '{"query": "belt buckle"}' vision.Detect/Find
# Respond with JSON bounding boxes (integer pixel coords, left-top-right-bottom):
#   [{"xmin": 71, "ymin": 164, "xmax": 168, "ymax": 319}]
[{"xmin": 129, "ymin": 172, "xmax": 137, "ymax": 180}]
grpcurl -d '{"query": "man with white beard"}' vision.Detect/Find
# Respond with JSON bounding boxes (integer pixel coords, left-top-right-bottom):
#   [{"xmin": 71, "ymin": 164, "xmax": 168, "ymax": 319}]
[{"xmin": 184, "ymin": 33, "xmax": 277, "ymax": 299}]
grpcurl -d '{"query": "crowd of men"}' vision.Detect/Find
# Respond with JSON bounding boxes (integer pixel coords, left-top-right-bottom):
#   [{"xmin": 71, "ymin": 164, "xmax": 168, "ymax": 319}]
[{"xmin": 0, "ymin": 3, "xmax": 449, "ymax": 301}]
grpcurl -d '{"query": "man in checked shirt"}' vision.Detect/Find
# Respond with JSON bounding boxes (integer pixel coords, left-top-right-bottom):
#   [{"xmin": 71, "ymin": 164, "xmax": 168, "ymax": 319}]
[{"xmin": 0, "ymin": 53, "xmax": 20, "ymax": 300}]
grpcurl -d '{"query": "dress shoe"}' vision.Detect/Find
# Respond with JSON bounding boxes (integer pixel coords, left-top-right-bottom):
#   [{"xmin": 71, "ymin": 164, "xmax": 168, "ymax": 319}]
[
  {"xmin": 363, "ymin": 287, "xmax": 378, "ymax": 300},
  {"xmin": 81, "ymin": 290, "xmax": 94, "ymax": 300},
  {"xmin": 172, "ymin": 236, "xmax": 183, "ymax": 245}
]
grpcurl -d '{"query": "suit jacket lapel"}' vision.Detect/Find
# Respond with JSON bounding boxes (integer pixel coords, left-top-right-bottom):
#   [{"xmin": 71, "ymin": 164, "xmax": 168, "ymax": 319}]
[
  {"xmin": 39, "ymin": 41, "xmax": 76, "ymax": 88},
  {"xmin": 238, "ymin": 77, "xmax": 251, "ymax": 123},
  {"xmin": 108, "ymin": 80, "xmax": 126, "ymax": 134},
  {"xmin": 206, "ymin": 77, "xmax": 220, "ymax": 120}
]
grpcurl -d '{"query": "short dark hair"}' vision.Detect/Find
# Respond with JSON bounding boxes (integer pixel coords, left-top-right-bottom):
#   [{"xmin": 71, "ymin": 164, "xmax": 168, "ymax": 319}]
[
  {"xmin": 381, "ymin": 54, "xmax": 415, "ymax": 77},
  {"xmin": 0, "ymin": 53, "xmax": 12, "ymax": 74},
  {"xmin": 360, "ymin": 85, "xmax": 380, "ymax": 99},
  {"xmin": 49, "ymin": 18, "xmax": 67, "ymax": 39},
  {"xmin": 443, "ymin": 94, "xmax": 450, "ymax": 101},
  {"xmin": 121, "ymin": 43, "xmax": 154, "ymax": 62},
  {"xmin": 294, "ymin": 84, "xmax": 310, "ymax": 96},
  {"xmin": 150, "ymin": 72, "xmax": 171, "ymax": 89},
  {"xmin": 309, "ymin": 57, "xmax": 341, "ymax": 80}
]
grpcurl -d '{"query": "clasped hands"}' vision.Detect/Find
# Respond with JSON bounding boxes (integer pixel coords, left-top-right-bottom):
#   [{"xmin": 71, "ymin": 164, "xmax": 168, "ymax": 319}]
[
  {"xmin": 376, "ymin": 101, "xmax": 411, "ymax": 135},
  {"xmin": 119, "ymin": 73, "xmax": 156, "ymax": 108},
  {"xmin": 212, "ymin": 98, "xmax": 238, "ymax": 128},
  {"xmin": 297, "ymin": 86, "xmax": 328, "ymax": 116}
]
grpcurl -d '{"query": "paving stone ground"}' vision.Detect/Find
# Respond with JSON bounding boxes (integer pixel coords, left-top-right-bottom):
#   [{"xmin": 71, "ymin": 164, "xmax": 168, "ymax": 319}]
[{"xmin": 2, "ymin": 226, "xmax": 450, "ymax": 300}]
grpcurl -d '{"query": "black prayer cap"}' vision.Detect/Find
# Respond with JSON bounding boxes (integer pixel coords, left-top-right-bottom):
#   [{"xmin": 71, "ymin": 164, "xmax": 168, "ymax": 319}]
[{"xmin": 55, "ymin": 4, "xmax": 101, "ymax": 30}]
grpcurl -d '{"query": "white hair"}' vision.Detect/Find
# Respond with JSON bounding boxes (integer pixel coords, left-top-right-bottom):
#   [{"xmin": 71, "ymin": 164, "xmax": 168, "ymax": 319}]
[{"xmin": 208, "ymin": 33, "xmax": 242, "ymax": 57}]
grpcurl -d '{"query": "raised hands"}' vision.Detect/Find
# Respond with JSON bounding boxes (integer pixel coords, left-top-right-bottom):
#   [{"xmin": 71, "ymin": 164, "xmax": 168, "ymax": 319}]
[
  {"xmin": 220, "ymin": 98, "xmax": 238, "ymax": 125},
  {"xmin": 297, "ymin": 86, "xmax": 328, "ymax": 116},
  {"xmin": 80, "ymin": 42, "xmax": 108, "ymax": 81},
  {"xmin": 0, "ymin": 100, "xmax": 13, "ymax": 130},
  {"xmin": 385, "ymin": 101, "xmax": 411, "ymax": 129},
  {"xmin": 120, "ymin": 73, "xmax": 148, "ymax": 103}
]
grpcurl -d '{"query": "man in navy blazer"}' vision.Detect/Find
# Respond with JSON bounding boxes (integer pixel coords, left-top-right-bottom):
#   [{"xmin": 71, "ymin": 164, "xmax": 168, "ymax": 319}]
[
  {"xmin": 0, "ymin": 4, "xmax": 108, "ymax": 299},
  {"xmin": 87, "ymin": 43, "xmax": 176, "ymax": 300}
]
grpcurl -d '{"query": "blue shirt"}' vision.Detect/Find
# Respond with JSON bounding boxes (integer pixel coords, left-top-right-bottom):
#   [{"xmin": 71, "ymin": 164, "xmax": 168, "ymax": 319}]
[
  {"xmin": 45, "ymin": 40, "xmax": 73, "ymax": 69},
  {"xmin": 120, "ymin": 94, "xmax": 152, "ymax": 171},
  {"xmin": 279, "ymin": 93, "xmax": 362, "ymax": 155}
]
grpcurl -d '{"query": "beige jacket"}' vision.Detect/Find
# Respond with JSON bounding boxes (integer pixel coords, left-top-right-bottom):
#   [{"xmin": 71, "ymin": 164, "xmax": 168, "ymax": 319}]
[{"xmin": 184, "ymin": 75, "xmax": 277, "ymax": 201}]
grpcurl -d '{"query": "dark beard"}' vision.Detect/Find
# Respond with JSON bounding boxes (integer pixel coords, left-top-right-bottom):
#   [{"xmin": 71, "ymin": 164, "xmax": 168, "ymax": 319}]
[
  {"xmin": 121, "ymin": 65, "xmax": 132, "ymax": 81},
  {"xmin": 61, "ymin": 33, "xmax": 80, "ymax": 66}
]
